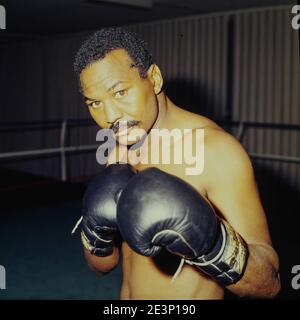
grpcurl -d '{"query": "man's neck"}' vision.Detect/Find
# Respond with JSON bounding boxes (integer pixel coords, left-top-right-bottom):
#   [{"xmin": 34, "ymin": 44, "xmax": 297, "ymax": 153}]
[{"xmin": 152, "ymin": 91, "xmax": 170, "ymax": 130}]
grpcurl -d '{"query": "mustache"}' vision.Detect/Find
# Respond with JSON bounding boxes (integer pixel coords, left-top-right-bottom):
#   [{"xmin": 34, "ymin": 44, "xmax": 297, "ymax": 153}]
[{"xmin": 111, "ymin": 120, "xmax": 140, "ymax": 134}]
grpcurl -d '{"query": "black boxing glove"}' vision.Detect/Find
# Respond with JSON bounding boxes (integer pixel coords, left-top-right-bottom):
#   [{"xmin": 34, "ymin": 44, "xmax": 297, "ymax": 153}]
[
  {"xmin": 81, "ymin": 163, "xmax": 136, "ymax": 257},
  {"xmin": 117, "ymin": 168, "xmax": 248, "ymax": 285}
]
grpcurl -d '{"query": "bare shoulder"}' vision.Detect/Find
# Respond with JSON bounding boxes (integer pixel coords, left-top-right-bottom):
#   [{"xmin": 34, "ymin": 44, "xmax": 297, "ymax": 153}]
[
  {"xmin": 183, "ymin": 114, "xmax": 251, "ymax": 166},
  {"xmin": 171, "ymin": 104, "xmax": 222, "ymax": 131},
  {"xmin": 199, "ymin": 127, "xmax": 273, "ymax": 246},
  {"xmin": 182, "ymin": 110, "xmax": 223, "ymax": 131},
  {"xmin": 188, "ymin": 125, "xmax": 256, "ymax": 198},
  {"xmin": 203, "ymin": 126, "xmax": 253, "ymax": 172},
  {"xmin": 173, "ymin": 107, "xmax": 253, "ymax": 180}
]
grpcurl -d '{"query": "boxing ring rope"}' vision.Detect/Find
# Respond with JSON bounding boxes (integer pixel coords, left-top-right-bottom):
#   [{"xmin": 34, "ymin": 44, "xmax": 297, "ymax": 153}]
[
  {"xmin": 0, "ymin": 119, "xmax": 299, "ymax": 182},
  {"xmin": 218, "ymin": 121, "xmax": 300, "ymax": 165},
  {"xmin": 0, "ymin": 118, "xmax": 98, "ymax": 182}
]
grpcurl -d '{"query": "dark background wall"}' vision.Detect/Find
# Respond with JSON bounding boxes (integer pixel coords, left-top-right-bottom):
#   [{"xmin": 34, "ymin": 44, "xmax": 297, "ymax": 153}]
[{"xmin": 1, "ymin": 5, "xmax": 298, "ymax": 180}]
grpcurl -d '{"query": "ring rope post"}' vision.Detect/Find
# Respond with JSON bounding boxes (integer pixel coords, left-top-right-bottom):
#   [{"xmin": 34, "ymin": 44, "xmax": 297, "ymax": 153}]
[
  {"xmin": 236, "ymin": 121, "xmax": 245, "ymax": 142},
  {"xmin": 60, "ymin": 119, "xmax": 68, "ymax": 182}
]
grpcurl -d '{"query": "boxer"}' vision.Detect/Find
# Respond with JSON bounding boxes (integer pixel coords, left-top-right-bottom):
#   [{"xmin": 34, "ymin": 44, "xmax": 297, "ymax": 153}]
[{"xmin": 74, "ymin": 27, "xmax": 280, "ymax": 299}]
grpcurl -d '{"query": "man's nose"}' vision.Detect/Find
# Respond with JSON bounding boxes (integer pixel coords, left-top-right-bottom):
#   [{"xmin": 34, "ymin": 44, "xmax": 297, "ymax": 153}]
[{"xmin": 104, "ymin": 102, "xmax": 123, "ymax": 124}]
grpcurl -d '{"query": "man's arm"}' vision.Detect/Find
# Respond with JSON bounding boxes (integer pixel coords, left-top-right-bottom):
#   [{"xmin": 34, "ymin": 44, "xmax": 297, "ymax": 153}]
[
  {"xmin": 228, "ymin": 243, "xmax": 280, "ymax": 297},
  {"xmin": 204, "ymin": 129, "xmax": 280, "ymax": 298}
]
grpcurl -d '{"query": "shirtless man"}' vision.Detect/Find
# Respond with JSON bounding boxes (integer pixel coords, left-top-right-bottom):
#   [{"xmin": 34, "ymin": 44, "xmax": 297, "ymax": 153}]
[{"xmin": 74, "ymin": 27, "xmax": 280, "ymax": 299}]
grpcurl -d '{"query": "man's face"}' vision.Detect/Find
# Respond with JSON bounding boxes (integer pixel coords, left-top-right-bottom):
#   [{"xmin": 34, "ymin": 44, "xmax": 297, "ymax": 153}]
[{"xmin": 80, "ymin": 48, "xmax": 159, "ymax": 145}]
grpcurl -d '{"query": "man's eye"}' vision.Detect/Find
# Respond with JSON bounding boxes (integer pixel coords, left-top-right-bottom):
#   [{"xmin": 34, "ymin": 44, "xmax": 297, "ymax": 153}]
[
  {"xmin": 115, "ymin": 89, "xmax": 127, "ymax": 98},
  {"xmin": 89, "ymin": 101, "xmax": 102, "ymax": 109}
]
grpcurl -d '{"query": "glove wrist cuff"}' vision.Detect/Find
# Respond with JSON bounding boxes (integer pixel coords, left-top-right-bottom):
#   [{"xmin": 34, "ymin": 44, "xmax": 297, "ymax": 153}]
[
  {"xmin": 81, "ymin": 230, "xmax": 114, "ymax": 257},
  {"xmin": 191, "ymin": 219, "xmax": 248, "ymax": 286}
]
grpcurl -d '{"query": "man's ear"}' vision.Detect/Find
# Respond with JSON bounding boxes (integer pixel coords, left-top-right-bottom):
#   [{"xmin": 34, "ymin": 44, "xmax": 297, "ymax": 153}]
[{"xmin": 147, "ymin": 64, "xmax": 163, "ymax": 95}]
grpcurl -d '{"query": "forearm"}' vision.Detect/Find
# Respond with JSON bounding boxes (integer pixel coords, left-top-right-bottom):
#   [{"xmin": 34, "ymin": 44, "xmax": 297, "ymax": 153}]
[
  {"xmin": 227, "ymin": 243, "xmax": 281, "ymax": 298},
  {"xmin": 83, "ymin": 245, "xmax": 119, "ymax": 274}
]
